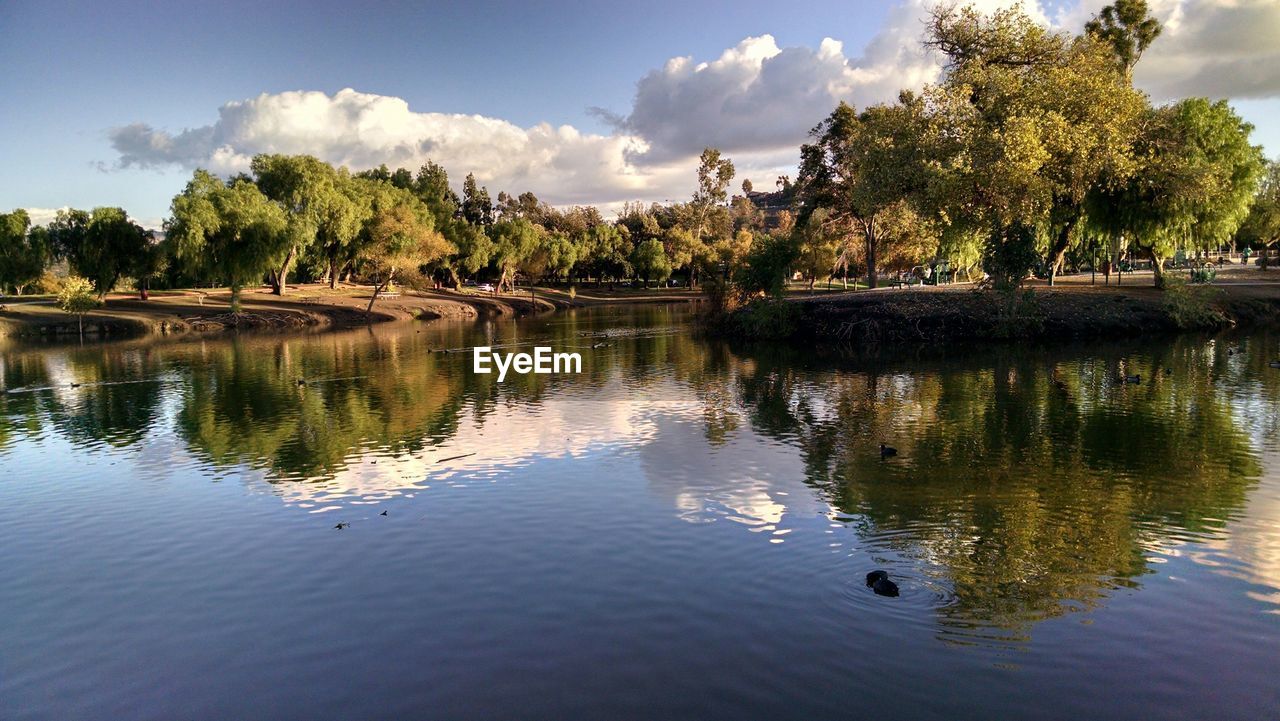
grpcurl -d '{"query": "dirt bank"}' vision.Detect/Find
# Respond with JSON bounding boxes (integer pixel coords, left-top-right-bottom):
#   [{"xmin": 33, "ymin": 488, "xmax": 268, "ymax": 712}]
[
  {"xmin": 0, "ymin": 284, "xmax": 537, "ymax": 339},
  {"xmin": 716, "ymin": 267, "xmax": 1280, "ymax": 344}
]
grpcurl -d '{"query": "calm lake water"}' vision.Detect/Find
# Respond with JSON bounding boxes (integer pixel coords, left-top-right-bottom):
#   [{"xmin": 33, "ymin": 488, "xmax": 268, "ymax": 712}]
[{"xmin": 3, "ymin": 306, "xmax": 1279, "ymax": 720}]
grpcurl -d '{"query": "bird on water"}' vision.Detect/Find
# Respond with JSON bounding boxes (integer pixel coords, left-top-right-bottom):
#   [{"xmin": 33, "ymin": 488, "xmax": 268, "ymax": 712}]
[
  {"xmin": 334, "ymin": 522, "xmax": 349, "ymax": 530},
  {"xmin": 880, "ymin": 444, "xmax": 898, "ymax": 458},
  {"xmin": 866, "ymin": 570, "xmax": 900, "ymax": 597}
]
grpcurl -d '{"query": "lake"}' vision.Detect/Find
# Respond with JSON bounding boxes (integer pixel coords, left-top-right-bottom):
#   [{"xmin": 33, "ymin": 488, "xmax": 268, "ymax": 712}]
[{"xmin": 3, "ymin": 306, "xmax": 1278, "ymax": 720}]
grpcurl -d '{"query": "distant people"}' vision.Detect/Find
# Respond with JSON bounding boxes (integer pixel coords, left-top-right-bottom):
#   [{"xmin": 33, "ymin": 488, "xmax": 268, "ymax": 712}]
[{"xmin": 1243, "ymin": 247, "xmax": 1252, "ymax": 265}]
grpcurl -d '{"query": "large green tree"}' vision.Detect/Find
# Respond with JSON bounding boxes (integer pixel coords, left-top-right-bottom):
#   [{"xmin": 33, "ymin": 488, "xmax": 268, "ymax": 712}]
[
  {"xmin": 798, "ymin": 94, "xmax": 937, "ymax": 289},
  {"xmin": 1091, "ymin": 99, "xmax": 1264, "ymax": 286},
  {"xmin": 167, "ymin": 170, "xmax": 289, "ymax": 312},
  {"xmin": 0, "ymin": 209, "xmax": 50, "ymax": 296},
  {"xmin": 925, "ymin": 4, "xmax": 1147, "ymax": 286},
  {"xmin": 1239, "ymin": 159, "xmax": 1280, "ymax": 268},
  {"xmin": 48, "ymin": 207, "xmax": 150, "ymax": 298},
  {"xmin": 357, "ymin": 200, "xmax": 454, "ymax": 313},
  {"xmin": 251, "ymin": 154, "xmax": 357, "ymax": 294}
]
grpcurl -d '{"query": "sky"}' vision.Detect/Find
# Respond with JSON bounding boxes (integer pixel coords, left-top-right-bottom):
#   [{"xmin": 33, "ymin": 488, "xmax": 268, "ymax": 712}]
[{"xmin": 2, "ymin": 0, "xmax": 1279, "ymax": 229}]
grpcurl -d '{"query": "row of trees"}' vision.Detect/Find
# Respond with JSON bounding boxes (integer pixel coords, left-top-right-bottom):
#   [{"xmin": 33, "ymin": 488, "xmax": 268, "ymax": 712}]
[
  {"xmin": 4, "ymin": 2, "xmax": 1280, "ymax": 304},
  {"xmin": 0, "ymin": 147, "xmax": 775, "ymax": 305}
]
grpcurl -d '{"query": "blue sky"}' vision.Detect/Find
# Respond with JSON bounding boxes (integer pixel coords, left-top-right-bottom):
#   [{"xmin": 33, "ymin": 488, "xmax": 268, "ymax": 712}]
[{"xmin": 2, "ymin": 0, "xmax": 1277, "ymax": 227}]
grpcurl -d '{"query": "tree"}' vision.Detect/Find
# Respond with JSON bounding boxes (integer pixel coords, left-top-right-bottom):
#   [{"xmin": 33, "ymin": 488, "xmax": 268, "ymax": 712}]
[
  {"xmin": 925, "ymin": 5, "xmax": 1147, "ymax": 286},
  {"xmin": 794, "ymin": 207, "xmax": 840, "ymax": 291},
  {"xmin": 489, "ymin": 219, "xmax": 541, "ymax": 293},
  {"xmin": 1085, "ymin": 0, "xmax": 1161, "ymax": 73},
  {"xmin": 1091, "ymin": 99, "xmax": 1264, "ymax": 286},
  {"xmin": 461, "ymin": 173, "xmax": 494, "ymax": 226},
  {"xmin": 0, "ymin": 209, "xmax": 49, "ymax": 296},
  {"xmin": 798, "ymin": 94, "xmax": 937, "ymax": 289},
  {"xmin": 167, "ymin": 170, "xmax": 290, "ymax": 312},
  {"xmin": 358, "ymin": 201, "xmax": 454, "ymax": 314},
  {"xmin": 49, "ymin": 207, "xmax": 149, "ymax": 299},
  {"xmin": 134, "ymin": 233, "xmax": 168, "ymax": 300},
  {"xmin": 57, "ymin": 275, "xmax": 100, "ymax": 337},
  {"xmin": 582, "ymin": 223, "xmax": 632, "ymax": 288},
  {"xmin": 682, "ymin": 148, "xmax": 735, "ymax": 287},
  {"xmin": 630, "ymin": 238, "xmax": 672, "ymax": 288},
  {"xmin": 315, "ymin": 171, "xmax": 370, "ymax": 288},
  {"xmin": 1240, "ymin": 159, "xmax": 1280, "ymax": 268},
  {"xmin": 251, "ymin": 154, "xmax": 349, "ymax": 294}
]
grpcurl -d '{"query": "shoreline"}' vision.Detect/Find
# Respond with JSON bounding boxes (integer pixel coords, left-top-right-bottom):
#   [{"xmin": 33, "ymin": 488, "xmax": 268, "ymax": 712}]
[
  {"xmin": 714, "ymin": 268, "xmax": 1280, "ymax": 344},
  {"xmin": 0, "ymin": 283, "xmax": 704, "ymax": 342}
]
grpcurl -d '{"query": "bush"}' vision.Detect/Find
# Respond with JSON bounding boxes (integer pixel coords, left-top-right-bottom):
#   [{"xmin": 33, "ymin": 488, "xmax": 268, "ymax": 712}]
[
  {"xmin": 1162, "ymin": 275, "xmax": 1227, "ymax": 329},
  {"xmin": 990, "ymin": 286, "xmax": 1045, "ymax": 339},
  {"xmin": 729, "ymin": 297, "xmax": 800, "ymax": 340}
]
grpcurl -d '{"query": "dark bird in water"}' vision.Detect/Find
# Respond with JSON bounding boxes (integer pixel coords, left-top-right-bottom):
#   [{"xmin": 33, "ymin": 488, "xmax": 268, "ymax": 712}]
[
  {"xmin": 70, "ymin": 383, "xmax": 81, "ymax": 388},
  {"xmin": 334, "ymin": 522, "xmax": 349, "ymax": 530},
  {"xmin": 880, "ymin": 444, "xmax": 898, "ymax": 458},
  {"xmin": 1165, "ymin": 368, "xmax": 1173, "ymax": 376},
  {"xmin": 866, "ymin": 570, "xmax": 899, "ymax": 597},
  {"xmin": 1228, "ymin": 349, "xmax": 1236, "ymax": 356},
  {"xmin": 593, "ymin": 342, "xmax": 608, "ymax": 348},
  {"xmin": 296, "ymin": 379, "xmax": 307, "ymax": 386},
  {"xmin": 1117, "ymin": 374, "xmax": 1141, "ymax": 385},
  {"xmin": 380, "ymin": 510, "xmax": 388, "ymax": 516},
  {"xmin": 1270, "ymin": 361, "xmax": 1280, "ymax": 369}
]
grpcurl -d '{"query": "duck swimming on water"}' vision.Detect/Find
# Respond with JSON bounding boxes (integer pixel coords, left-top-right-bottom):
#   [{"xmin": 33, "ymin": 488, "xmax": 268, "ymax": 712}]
[
  {"xmin": 866, "ymin": 570, "xmax": 899, "ymax": 597},
  {"xmin": 880, "ymin": 444, "xmax": 898, "ymax": 458}
]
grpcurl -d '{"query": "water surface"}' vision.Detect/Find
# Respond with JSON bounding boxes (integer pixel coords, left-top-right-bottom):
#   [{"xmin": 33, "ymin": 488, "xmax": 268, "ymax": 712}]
[{"xmin": 3, "ymin": 307, "xmax": 1279, "ymax": 720}]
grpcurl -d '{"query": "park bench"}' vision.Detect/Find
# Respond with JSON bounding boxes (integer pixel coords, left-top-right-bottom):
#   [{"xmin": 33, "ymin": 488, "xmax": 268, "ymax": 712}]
[{"xmin": 378, "ymin": 292, "xmax": 401, "ymax": 300}]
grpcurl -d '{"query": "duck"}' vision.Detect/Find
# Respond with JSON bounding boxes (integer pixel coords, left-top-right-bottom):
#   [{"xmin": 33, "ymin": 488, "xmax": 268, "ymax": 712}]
[
  {"xmin": 334, "ymin": 522, "xmax": 349, "ymax": 530},
  {"xmin": 866, "ymin": 570, "xmax": 900, "ymax": 597},
  {"xmin": 380, "ymin": 510, "xmax": 388, "ymax": 516},
  {"xmin": 1269, "ymin": 361, "xmax": 1280, "ymax": 369},
  {"xmin": 1116, "ymin": 374, "xmax": 1141, "ymax": 385},
  {"xmin": 1164, "ymin": 368, "xmax": 1173, "ymax": 376},
  {"xmin": 296, "ymin": 379, "xmax": 307, "ymax": 386},
  {"xmin": 880, "ymin": 444, "xmax": 898, "ymax": 458},
  {"xmin": 69, "ymin": 382, "xmax": 81, "ymax": 388}
]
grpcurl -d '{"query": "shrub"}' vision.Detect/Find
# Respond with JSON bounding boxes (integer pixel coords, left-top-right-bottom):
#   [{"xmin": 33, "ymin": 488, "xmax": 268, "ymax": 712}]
[{"xmin": 1162, "ymin": 275, "xmax": 1227, "ymax": 329}]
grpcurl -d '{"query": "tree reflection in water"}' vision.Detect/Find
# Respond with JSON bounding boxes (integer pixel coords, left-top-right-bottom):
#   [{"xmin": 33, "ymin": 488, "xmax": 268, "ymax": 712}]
[{"xmin": 1, "ymin": 314, "xmax": 1275, "ymax": 645}]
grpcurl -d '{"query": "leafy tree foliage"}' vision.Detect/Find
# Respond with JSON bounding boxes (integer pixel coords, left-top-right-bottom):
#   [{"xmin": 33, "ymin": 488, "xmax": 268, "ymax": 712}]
[
  {"xmin": 167, "ymin": 171, "xmax": 289, "ymax": 311},
  {"xmin": 0, "ymin": 209, "xmax": 49, "ymax": 295}
]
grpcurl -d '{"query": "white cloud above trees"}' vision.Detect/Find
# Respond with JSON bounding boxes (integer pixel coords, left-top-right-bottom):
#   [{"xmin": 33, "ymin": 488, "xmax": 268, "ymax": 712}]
[{"xmin": 107, "ymin": 0, "xmax": 1279, "ymax": 209}]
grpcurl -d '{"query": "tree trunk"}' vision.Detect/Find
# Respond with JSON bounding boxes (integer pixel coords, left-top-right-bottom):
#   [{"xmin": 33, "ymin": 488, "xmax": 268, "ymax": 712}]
[
  {"xmin": 865, "ymin": 223, "xmax": 879, "ymax": 290},
  {"xmin": 1147, "ymin": 247, "xmax": 1166, "ymax": 288},
  {"xmin": 329, "ymin": 257, "xmax": 340, "ymax": 289},
  {"xmin": 366, "ymin": 280, "xmax": 384, "ymax": 315},
  {"xmin": 78, "ymin": 313, "xmax": 83, "ymax": 338},
  {"xmin": 1046, "ymin": 219, "xmax": 1077, "ymax": 287},
  {"xmin": 230, "ymin": 285, "xmax": 243, "ymax": 313},
  {"xmin": 274, "ymin": 246, "xmax": 296, "ymax": 296}
]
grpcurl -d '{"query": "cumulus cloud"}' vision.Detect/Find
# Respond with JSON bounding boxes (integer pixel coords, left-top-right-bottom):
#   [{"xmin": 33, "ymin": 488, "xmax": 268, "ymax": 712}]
[
  {"xmin": 1132, "ymin": 0, "xmax": 1280, "ymax": 101},
  {"xmin": 106, "ymin": 0, "xmax": 1276, "ymax": 208},
  {"xmin": 109, "ymin": 89, "xmax": 689, "ymax": 207}
]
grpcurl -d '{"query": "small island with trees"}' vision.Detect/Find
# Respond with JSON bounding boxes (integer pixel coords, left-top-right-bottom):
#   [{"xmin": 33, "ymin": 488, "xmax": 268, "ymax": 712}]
[{"xmin": 2, "ymin": 1, "xmax": 1279, "ymax": 343}]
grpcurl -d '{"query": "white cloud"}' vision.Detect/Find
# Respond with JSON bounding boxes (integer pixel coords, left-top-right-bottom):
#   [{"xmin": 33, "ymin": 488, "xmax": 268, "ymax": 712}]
[
  {"xmin": 106, "ymin": 0, "xmax": 1277, "ymax": 210},
  {"xmin": 110, "ymin": 89, "xmax": 691, "ymax": 207},
  {"xmin": 1133, "ymin": 0, "xmax": 1280, "ymax": 101},
  {"xmin": 20, "ymin": 205, "xmax": 163, "ymax": 231},
  {"xmin": 21, "ymin": 207, "xmax": 70, "ymax": 227}
]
